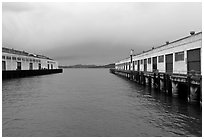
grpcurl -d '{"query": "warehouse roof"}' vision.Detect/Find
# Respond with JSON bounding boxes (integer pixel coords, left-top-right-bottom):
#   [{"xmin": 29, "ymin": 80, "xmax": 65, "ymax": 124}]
[{"xmin": 2, "ymin": 47, "xmax": 53, "ymax": 60}]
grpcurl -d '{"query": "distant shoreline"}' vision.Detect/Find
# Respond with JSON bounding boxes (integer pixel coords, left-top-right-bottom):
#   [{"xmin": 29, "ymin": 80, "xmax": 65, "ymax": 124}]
[
  {"xmin": 59, "ymin": 67, "xmax": 111, "ymax": 69},
  {"xmin": 58, "ymin": 63, "xmax": 115, "ymax": 69}
]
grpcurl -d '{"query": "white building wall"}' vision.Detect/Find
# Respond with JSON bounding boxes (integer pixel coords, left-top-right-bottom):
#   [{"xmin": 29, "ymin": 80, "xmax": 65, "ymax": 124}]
[
  {"xmin": 21, "ymin": 60, "xmax": 29, "ymax": 70},
  {"xmin": 115, "ymin": 32, "xmax": 202, "ymax": 74},
  {"xmin": 140, "ymin": 62, "xmax": 144, "ymax": 71},
  {"xmin": 2, "ymin": 52, "xmax": 59, "ymax": 71},
  {"xmin": 134, "ymin": 61, "xmax": 137, "ymax": 71},
  {"xmin": 147, "ymin": 62, "xmax": 151, "ymax": 72},
  {"xmin": 41, "ymin": 59, "xmax": 48, "ymax": 69}
]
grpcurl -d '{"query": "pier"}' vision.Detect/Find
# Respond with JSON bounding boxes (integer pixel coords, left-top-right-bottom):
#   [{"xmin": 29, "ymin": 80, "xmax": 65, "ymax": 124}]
[
  {"xmin": 111, "ymin": 32, "xmax": 202, "ymax": 104},
  {"xmin": 2, "ymin": 47, "xmax": 63, "ymax": 80},
  {"xmin": 110, "ymin": 68, "xmax": 202, "ymax": 104},
  {"xmin": 2, "ymin": 69, "xmax": 63, "ymax": 80}
]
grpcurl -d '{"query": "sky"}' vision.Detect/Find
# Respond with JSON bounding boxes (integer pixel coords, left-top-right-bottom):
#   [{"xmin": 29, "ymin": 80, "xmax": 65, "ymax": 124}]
[{"xmin": 2, "ymin": 2, "xmax": 202, "ymax": 66}]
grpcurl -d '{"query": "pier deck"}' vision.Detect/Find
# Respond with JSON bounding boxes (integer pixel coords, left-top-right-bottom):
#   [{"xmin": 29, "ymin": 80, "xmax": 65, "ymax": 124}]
[
  {"xmin": 2, "ymin": 69, "xmax": 63, "ymax": 80},
  {"xmin": 110, "ymin": 68, "xmax": 202, "ymax": 104}
]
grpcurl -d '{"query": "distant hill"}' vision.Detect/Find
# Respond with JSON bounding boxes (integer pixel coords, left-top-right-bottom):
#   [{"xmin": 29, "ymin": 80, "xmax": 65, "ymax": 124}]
[{"xmin": 59, "ymin": 63, "xmax": 115, "ymax": 69}]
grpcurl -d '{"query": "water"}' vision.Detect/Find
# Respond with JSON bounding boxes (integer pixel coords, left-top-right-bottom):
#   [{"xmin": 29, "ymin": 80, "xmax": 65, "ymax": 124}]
[{"xmin": 2, "ymin": 69, "xmax": 202, "ymax": 137}]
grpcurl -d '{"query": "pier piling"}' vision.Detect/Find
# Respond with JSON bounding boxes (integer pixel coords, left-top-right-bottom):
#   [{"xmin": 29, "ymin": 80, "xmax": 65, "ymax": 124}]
[{"xmin": 110, "ymin": 69, "xmax": 201, "ymax": 104}]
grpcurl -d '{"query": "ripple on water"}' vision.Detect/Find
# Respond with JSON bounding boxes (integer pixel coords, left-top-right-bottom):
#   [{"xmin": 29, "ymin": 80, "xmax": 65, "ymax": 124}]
[{"xmin": 2, "ymin": 69, "xmax": 202, "ymax": 137}]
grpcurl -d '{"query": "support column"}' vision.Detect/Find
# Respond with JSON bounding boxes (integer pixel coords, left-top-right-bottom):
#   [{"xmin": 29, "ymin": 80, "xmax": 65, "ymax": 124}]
[
  {"xmin": 153, "ymin": 73, "xmax": 156, "ymax": 88},
  {"xmin": 158, "ymin": 73, "xmax": 160, "ymax": 91},
  {"xmin": 167, "ymin": 74, "xmax": 172, "ymax": 96},
  {"xmin": 148, "ymin": 75, "xmax": 151, "ymax": 88},
  {"xmin": 163, "ymin": 74, "xmax": 167, "ymax": 93},
  {"xmin": 187, "ymin": 75, "xmax": 191, "ymax": 102}
]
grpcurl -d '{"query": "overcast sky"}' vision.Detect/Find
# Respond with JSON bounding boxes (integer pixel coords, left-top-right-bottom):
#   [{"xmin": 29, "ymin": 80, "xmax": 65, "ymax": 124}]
[{"xmin": 2, "ymin": 2, "xmax": 202, "ymax": 65}]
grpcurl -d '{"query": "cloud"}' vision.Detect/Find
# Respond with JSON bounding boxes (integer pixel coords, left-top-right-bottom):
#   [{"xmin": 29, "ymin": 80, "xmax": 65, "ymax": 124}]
[
  {"xmin": 2, "ymin": 2, "xmax": 35, "ymax": 12},
  {"xmin": 2, "ymin": 2, "xmax": 202, "ymax": 65}
]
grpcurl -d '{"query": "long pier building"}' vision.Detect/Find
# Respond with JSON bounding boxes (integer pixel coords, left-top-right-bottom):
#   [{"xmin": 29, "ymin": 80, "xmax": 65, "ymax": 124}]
[
  {"xmin": 2, "ymin": 47, "xmax": 62, "ymax": 79},
  {"xmin": 111, "ymin": 31, "xmax": 202, "ymax": 104}
]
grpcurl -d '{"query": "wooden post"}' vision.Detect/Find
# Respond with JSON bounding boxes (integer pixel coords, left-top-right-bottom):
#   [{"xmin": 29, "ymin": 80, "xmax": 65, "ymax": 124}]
[
  {"xmin": 141, "ymin": 72, "xmax": 143, "ymax": 85},
  {"xmin": 134, "ymin": 72, "xmax": 136, "ymax": 81},
  {"xmin": 131, "ymin": 71, "xmax": 133, "ymax": 80},
  {"xmin": 163, "ymin": 74, "xmax": 167, "ymax": 93},
  {"xmin": 148, "ymin": 75, "xmax": 151, "ymax": 88},
  {"xmin": 200, "ymin": 78, "xmax": 202, "ymax": 106},
  {"xmin": 187, "ymin": 75, "xmax": 191, "ymax": 102},
  {"xmin": 139, "ymin": 72, "xmax": 141, "ymax": 84},
  {"xmin": 143, "ymin": 73, "xmax": 146, "ymax": 86},
  {"xmin": 153, "ymin": 73, "xmax": 156, "ymax": 88},
  {"xmin": 167, "ymin": 74, "xmax": 172, "ymax": 96},
  {"xmin": 132, "ymin": 72, "xmax": 134, "ymax": 81}
]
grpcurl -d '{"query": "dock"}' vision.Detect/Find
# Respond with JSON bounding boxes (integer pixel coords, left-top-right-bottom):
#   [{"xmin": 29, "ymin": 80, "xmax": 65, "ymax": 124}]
[
  {"xmin": 110, "ymin": 69, "xmax": 201, "ymax": 104},
  {"xmin": 2, "ymin": 69, "xmax": 63, "ymax": 80},
  {"xmin": 110, "ymin": 31, "xmax": 202, "ymax": 104}
]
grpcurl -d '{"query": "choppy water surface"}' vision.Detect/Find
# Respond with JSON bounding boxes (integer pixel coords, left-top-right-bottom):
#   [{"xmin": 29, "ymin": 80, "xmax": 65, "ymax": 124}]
[{"xmin": 2, "ymin": 69, "xmax": 202, "ymax": 137}]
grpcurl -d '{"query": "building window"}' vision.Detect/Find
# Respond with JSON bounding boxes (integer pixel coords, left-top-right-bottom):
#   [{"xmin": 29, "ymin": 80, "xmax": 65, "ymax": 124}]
[
  {"xmin": 175, "ymin": 51, "xmax": 184, "ymax": 61},
  {"xmin": 22, "ymin": 58, "xmax": 25, "ymax": 61},
  {"xmin": 29, "ymin": 63, "xmax": 33, "ymax": 70},
  {"xmin": 12, "ymin": 57, "xmax": 16, "ymax": 60},
  {"xmin": 51, "ymin": 64, "xmax": 53, "ymax": 69},
  {"xmin": 148, "ymin": 58, "xmax": 151, "ymax": 64},
  {"xmin": 47, "ymin": 64, "xmax": 49, "ymax": 69},
  {"xmin": 30, "ymin": 59, "xmax": 32, "ymax": 62},
  {"xmin": 17, "ymin": 62, "xmax": 21, "ymax": 70},
  {"xmin": 2, "ymin": 61, "xmax": 6, "ymax": 71},
  {"xmin": 17, "ymin": 57, "xmax": 21, "ymax": 61},
  {"xmin": 6, "ymin": 56, "xmax": 11, "ymax": 60},
  {"xmin": 2, "ymin": 56, "xmax": 5, "ymax": 59},
  {"xmin": 140, "ymin": 59, "xmax": 143, "ymax": 64},
  {"xmin": 158, "ymin": 55, "xmax": 164, "ymax": 63}
]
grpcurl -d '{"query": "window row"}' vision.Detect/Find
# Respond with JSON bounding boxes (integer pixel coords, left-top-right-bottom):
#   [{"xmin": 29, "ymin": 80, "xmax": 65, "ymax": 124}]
[
  {"xmin": 133, "ymin": 51, "xmax": 184, "ymax": 65},
  {"xmin": 2, "ymin": 55, "xmax": 41, "ymax": 62},
  {"xmin": 2, "ymin": 61, "xmax": 54, "ymax": 71}
]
